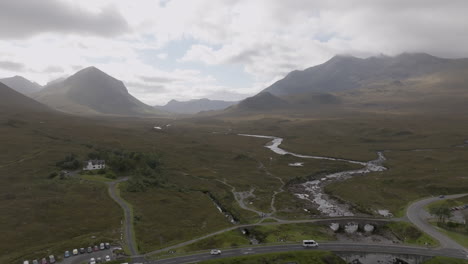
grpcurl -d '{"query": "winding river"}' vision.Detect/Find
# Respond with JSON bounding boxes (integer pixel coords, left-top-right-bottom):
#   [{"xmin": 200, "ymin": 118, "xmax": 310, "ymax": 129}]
[{"xmin": 239, "ymin": 134, "xmax": 387, "ymax": 216}]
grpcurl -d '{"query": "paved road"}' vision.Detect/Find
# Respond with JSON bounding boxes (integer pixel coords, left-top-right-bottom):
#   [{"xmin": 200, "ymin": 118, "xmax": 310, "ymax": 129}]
[
  {"xmin": 143, "ymin": 217, "xmax": 397, "ymax": 257},
  {"xmin": 146, "ymin": 243, "xmax": 467, "ymax": 264},
  {"xmin": 406, "ymin": 193, "xmax": 468, "ymax": 251},
  {"xmin": 107, "ymin": 178, "xmax": 139, "ymax": 256}
]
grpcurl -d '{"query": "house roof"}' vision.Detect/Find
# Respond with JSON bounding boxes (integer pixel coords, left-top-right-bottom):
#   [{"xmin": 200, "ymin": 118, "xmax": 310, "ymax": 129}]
[{"xmin": 85, "ymin": 160, "xmax": 105, "ymax": 165}]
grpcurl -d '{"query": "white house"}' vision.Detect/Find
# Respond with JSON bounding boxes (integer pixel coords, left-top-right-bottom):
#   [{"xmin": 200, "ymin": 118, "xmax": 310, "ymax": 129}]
[{"xmin": 83, "ymin": 160, "xmax": 106, "ymax": 171}]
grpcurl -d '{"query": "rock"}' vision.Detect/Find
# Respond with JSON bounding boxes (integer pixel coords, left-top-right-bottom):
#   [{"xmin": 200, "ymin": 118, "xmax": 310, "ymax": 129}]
[
  {"xmin": 364, "ymin": 224, "xmax": 375, "ymax": 233},
  {"xmin": 330, "ymin": 223, "xmax": 340, "ymax": 232},
  {"xmin": 345, "ymin": 223, "xmax": 359, "ymax": 234}
]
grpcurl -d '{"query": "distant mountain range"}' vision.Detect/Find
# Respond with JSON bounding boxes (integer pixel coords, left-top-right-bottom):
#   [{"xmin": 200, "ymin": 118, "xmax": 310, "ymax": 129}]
[
  {"xmin": 0, "ymin": 76, "xmax": 42, "ymax": 95},
  {"xmin": 156, "ymin": 98, "xmax": 237, "ymax": 114},
  {"xmin": 223, "ymin": 53, "xmax": 468, "ymax": 115},
  {"xmin": 33, "ymin": 67, "xmax": 162, "ymax": 116}
]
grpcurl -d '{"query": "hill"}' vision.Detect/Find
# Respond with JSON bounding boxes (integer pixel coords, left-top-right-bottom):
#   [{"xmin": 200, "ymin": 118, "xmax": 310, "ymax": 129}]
[
  {"xmin": 231, "ymin": 92, "xmax": 289, "ymax": 112},
  {"xmin": 0, "ymin": 82, "xmax": 50, "ymax": 113},
  {"xmin": 263, "ymin": 53, "xmax": 468, "ymax": 96},
  {"xmin": 0, "ymin": 76, "xmax": 42, "ymax": 95},
  {"xmin": 156, "ymin": 98, "xmax": 237, "ymax": 114},
  {"xmin": 34, "ymin": 67, "xmax": 162, "ymax": 116}
]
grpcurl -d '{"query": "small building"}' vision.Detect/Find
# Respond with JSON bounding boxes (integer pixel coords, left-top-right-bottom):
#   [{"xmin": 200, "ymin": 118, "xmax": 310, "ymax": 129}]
[{"xmin": 83, "ymin": 160, "xmax": 106, "ymax": 171}]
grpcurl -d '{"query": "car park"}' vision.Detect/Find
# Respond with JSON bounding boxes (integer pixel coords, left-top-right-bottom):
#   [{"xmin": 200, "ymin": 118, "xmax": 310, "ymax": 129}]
[
  {"xmin": 64, "ymin": 251, "xmax": 71, "ymax": 258},
  {"xmin": 49, "ymin": 255, "xmax": 56, "ymax": 263},
  {"xmin": 210, "ymin": 249, "xmax": 222, "ymax": 255}
]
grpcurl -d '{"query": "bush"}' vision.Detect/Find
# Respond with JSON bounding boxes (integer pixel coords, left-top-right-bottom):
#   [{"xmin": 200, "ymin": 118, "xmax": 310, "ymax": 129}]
[{"xmin": 48, "ymin": 172, "xmax": 58, "ymax": 179}]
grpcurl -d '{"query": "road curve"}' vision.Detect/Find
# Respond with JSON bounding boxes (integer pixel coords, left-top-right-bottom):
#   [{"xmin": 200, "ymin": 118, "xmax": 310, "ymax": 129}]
[
  {"xmin": 146, "ymin": 243, "xmax": 467, "ymax": 264},
  {"xmin": 406, "ymin": 193, "xmax": 468, "ymax": 251},
  {"xmin": 107, "ymin": 178, "xmax": 139, "ymax": 256}
]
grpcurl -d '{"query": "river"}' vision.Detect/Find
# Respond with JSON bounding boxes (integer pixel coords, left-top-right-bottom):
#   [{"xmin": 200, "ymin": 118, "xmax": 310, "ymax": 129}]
[{"xmin": 239, "ymin": 134, "xmax": 387, "ymax": 216}]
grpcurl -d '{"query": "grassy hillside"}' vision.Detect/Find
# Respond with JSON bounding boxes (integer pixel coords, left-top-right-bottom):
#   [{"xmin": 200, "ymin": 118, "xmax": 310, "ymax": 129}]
[{"xmin": 196, "ymin": 251, "xmax": 346, "ymax": 264}]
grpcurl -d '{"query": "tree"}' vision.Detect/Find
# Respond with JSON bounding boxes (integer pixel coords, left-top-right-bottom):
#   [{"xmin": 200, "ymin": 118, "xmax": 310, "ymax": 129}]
[{"xmin": 429, "ymin": 205, "xmax": 452, "ymax": 224}]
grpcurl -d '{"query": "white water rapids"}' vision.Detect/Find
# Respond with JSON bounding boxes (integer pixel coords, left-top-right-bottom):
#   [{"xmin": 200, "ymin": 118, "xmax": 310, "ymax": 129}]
[{"xmin": 239, "ymin": 134, "xmax": 387, "ymax": 216}]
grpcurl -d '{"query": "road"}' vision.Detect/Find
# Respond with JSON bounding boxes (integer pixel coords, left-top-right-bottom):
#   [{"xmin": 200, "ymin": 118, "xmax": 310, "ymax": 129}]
[
  {"xmin": 107, "ymin": 177, "xmax": 139, "ymax": 256},
  {"xmin": 406, "ymin": 193, "xmax": 468, "ymax": 251},
  {"xmin": 146, "ymin": 243, "xmax": 467, "ymax": 264}
]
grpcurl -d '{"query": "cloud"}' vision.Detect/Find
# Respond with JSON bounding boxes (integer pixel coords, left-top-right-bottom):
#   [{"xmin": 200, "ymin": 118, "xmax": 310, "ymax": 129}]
[
  {"xmin": 0, "ymin": 0, "xmax": 129, "ymax": 39},
  {"xmin": 140, "ymin": 76, "xmax": 178, "ymax": 83},
  {"xmin": 0, "ymin": 60, "xmax": 25, "ymax": 71}
]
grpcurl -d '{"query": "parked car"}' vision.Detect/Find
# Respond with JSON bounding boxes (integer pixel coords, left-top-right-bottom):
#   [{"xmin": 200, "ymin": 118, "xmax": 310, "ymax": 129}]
[
  {"xmin": 80, "ymin": 247, "xmax": 86, "ymax": 254},
  {"xmin": 32, "ymin": 260, "xmax": 39, "ymax": 264},
  {"xmin": 105, "ymin": 242, "xmax": 110, "ymax": 249},
  {"xmin": 49, "ymin": 255, "xmax": 56, "ymax": 263},
  {"xmin": 87, "ymin": 246, "xmax": 93, "ymax": 253},
  {"xmin": 105, "ymin": 255, "xmax": 111, "ymax": 262},
  {"xmin": 41, "ymin": 258, "xmax": 48, "ymax": 264},
  {"xmin": 210, "ymin": 249, "xmax": 222, "ymax": 255},
  {"xmin": 100, "ymin": 243, "xmax": 105, "ymax": 250},
  {"xmin": 96, "ymin": 257, "xmax": 102, "ymax": 263},
  {"xmin": 90, "ymin": 257, "xmax": 96, "ymax": 264},
  {"xmin": 64, "ymin": 251, "xmax": 71, "ymax": 258},
  {"xmin": 73, "ymin": 248, "xmax": 79, "ymax": 255},
  {"xmin": 23, "ymin": 261, "xmax": 29, "ymax": 264},
  {"xmin": 93, "ymin": 245, "xmax": 99, "ymax": 252}
]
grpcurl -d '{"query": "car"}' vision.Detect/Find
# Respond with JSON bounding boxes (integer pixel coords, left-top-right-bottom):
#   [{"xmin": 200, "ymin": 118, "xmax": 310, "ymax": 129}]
[
  {"xmin": 41, "ymin": 258, "xmax": 48, "ymax": 264},
  {"xmin": 80, "ymin": 247, "xmax": 86, "ymax": 254},
  {"xmin": 105, "ymin": 242, "xmax": 110, "ymax": 249},
  {"xmin": 302, "ymin": 239, "xmax": 319, "ymax": 247},
  {"xmin": 100, "ymin": 243, "xmax": 105, "ymax": 250},
  {"xmin": 49, "ymin": 255, "xmax": 56, "ymax": 264},
  {"xmin": 210, "ymin": 249, "xmax": 222, "ymax": 255},
  {"xmin": 87, "ymin": 246, "xmax": 93, "ymax": 253},
  {"xmin": 73, "ymin": 248, "xmax": 79, "ymax": 255},
  {"xmin": 64, "ymin": 251, "xmax": 71, "ymax": 258},
  {"xmin": 32, "ymin": 260, "xmax": 39, "ymax": 264},
  {"xmin": 439, "ymin": 195, "xmax": 445, "ymax": 198},
  {"xmin": 23, "ymin": 261, "xmax": 29, "ymax": 264},
  {"xmin": 93, "ymin": 245, "xmax": 99, "ymax": 251},
  {"xmin": 105, "ymin": 255, "xmax": 111, "ymax": 262},
  {"xmin": 96, "ymin": 257, "xmax": 102, "ymax": 263},
  {"xmin": 90, "ymin": 258, "xmax": 96, "ymax": 264}
]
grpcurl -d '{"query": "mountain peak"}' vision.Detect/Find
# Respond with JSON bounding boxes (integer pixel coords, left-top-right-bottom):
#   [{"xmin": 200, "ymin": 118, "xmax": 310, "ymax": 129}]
[{"xmin": 0, "ymin": 75, "xmax": 42, "ymax": 95}]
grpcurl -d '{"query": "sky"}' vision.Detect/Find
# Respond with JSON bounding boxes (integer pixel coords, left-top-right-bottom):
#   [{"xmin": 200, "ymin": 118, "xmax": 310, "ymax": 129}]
[{"xmin": 0, "ymin": 0, "xmax": 468, "ymax": 105}]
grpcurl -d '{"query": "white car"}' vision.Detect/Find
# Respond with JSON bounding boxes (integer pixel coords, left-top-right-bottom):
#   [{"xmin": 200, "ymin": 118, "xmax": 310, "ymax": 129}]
[
  {"xmin": 302, "ymin": 239, "xmax": 319, "ymax": 247},
  {"xmin": 210, "ymin": 249, "xmax": 222, "ymax": 255},
  {"xmin": 90, "ymin": 257, "xmax": 96, "ymax": 264},
  {"xmin": 105, "ymin": 255, "xmax": 111, "ymax": 262}
]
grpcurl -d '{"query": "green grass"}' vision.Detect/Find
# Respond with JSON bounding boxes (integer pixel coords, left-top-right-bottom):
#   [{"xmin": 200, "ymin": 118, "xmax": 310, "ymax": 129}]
[
  {"xmin": 81, "ymin": 174, "xmax": 114, "ymax": 182},
  {"xmin": 196, "ymin": 251, "xmax": 346, "ymax": 264},
  {"xmin": 423, "ymin": 256, "xmax": 468, "ymax": 264},
  {"xmin": 383, "ymin": 222, "xmax": 438, "ymax": 247}
]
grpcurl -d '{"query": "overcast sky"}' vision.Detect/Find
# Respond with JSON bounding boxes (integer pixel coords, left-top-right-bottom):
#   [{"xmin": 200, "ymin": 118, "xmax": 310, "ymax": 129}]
[{"xmin": 1, "ymin": 0, "xmax": 467, "ymax": 105}]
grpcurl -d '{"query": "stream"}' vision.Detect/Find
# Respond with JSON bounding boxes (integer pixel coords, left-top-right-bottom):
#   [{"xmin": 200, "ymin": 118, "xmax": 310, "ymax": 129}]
[{"xmin": 239, "ymin": 134, "xmax": 387, "ymax": 216}]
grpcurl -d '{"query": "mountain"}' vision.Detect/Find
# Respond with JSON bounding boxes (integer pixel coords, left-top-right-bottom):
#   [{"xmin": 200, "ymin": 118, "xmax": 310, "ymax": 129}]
[
  {"xmin": 228, "ymin": 92, "xmax": 289, "ymax": 112},
  {"xmin": 263, "ymin": 53, "xmax": 468, "ymax": 96},
  {"xmin": 156, "ymin": 98, "xmax": 237, "ymax": 114},
  {"xmin": 0, "ymin": 82, "xmax": 50, "ymax": 113},
  {"xmin": 0, "ymin": 76, "xmax": 42, "ymax": 95},
  {"xmin": 34, "ymin": 67, "xmax": 161, "ymax": 116}
]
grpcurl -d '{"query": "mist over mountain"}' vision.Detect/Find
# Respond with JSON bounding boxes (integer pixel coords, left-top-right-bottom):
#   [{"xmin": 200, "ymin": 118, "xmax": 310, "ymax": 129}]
[
  {"xmin": 156, "ymin": 98, "xmax": 237, "ymax": 114},
  {"xmin": 34, "ymin": 67, "xmax": 162, "ymax": 116},
  {"xmin": 263, "ymin": 53, "xmax": 468, "ymax": 96},
  {"xmin": 0, "ymin": 76, "xmax": 42, "ymax": 95}
]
